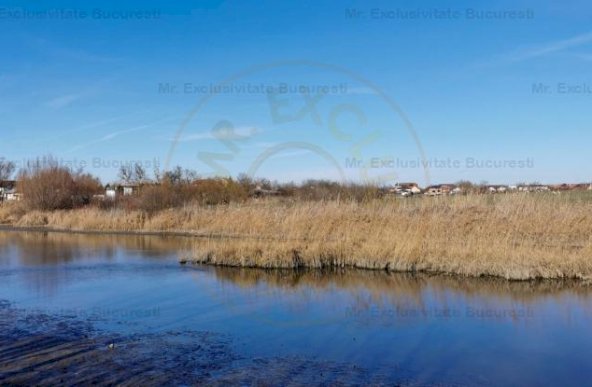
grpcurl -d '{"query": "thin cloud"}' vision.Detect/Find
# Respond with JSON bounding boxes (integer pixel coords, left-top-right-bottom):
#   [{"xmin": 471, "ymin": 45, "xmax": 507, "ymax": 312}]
[
  {"xmin": 67, "ymin": 117, "xmax": 175, "ymax": 153},
  {"xmin": 45, "ymin": 93, "xmax": 86, "ymax": 109},
  {"xmin": 503, "ymin": 31, "xmax": 592, "ymax": 63},
  {"xmin": 267, "ymin": 149, "xmax": 313, "ymax": 159},
  {"xmin": 572, "ymin": 52, "xmax": 592, "ymax": 61},
  {"xmin": 173, "ymin": 126, "xmax": 260, "ymax": 142},
  {"xmin": 44, "ymin": 79, "xmax": 112, "ymax": 110},
  {"xmin": 28, "ymin": 36, "xmax": 121, "ymax": 64}
]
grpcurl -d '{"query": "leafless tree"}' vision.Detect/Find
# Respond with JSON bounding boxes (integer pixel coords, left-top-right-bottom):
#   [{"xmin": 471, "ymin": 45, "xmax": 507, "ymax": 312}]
[
  {"xmin": 134, "ymin": 163, "xmax": 146, "ymax": 182},
  {"xmin": 0, "ymin": 158, "xmax": 16, "ymax": 180},
  {"xmin": 118, "ymin": 165, "xmax": 133, "ymax": 183},
  {"xmin": 183, "ymin": 168, "xmax": 198, "ymax": 183},
  {"xmin": 162, "ymin": 166, "xmax": 183, "ymax": 185}
]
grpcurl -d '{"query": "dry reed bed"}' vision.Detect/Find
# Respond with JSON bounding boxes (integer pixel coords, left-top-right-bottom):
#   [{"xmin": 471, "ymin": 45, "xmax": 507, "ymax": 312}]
[{"xmin": 2, "ymin": 194, "xmax": 592, "ymax": 280}]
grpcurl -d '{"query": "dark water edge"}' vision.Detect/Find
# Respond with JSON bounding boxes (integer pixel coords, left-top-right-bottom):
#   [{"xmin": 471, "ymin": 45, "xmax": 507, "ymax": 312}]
[{"xmin": 0, "ymin": 300, "xmax": 425, "ymax": 386}]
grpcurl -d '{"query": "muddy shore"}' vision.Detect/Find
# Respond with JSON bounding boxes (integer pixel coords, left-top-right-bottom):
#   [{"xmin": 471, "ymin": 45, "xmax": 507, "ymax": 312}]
[{"xmin": 0, "ymin": 300, "xmax": 415, "ymax": 386}]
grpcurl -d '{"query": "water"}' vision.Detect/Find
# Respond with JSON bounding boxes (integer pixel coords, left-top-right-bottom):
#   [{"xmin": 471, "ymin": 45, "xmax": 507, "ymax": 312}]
[{"xmin": 1, "ymin": 230, "xmax": 591, "ymax": 386}]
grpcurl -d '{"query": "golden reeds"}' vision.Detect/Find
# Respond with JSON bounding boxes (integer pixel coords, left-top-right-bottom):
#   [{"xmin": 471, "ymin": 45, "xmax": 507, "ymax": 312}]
[{"xmin": 2, "ymin": 193, "xmax": 591, "ymax": 280}]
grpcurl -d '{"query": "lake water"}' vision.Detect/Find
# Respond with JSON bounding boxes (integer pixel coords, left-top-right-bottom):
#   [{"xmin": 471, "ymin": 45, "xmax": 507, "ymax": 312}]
[{"xmin": 1, "ymin": 230, "xmax": 591, "ymax": 386}]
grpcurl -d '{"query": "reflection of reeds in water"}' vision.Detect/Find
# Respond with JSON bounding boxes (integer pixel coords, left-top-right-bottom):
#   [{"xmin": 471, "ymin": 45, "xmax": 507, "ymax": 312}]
[
  {"xmin": 207, "ymin": 266, "xmax": 591, "ymax": 301},
  {"xmin": 0, "ymin": 231, "xmax": 192, "ymax": 265},
  {"xmin": 199, "ymin": 266, "xmax": 592, "ymax": 324},
  {"xmin": 0, "ymin": 231, "xmax": 193, "ymax": 297},
  {"xmin": 2, "ymin": 193, "xmax": 592, "ymax": 279}
]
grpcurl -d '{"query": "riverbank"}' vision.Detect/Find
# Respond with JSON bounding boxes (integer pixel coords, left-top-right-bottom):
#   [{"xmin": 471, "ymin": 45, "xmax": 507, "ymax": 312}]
[{"xmin": 1, "ymin": 193, "xmax": 591, "ymax": 280}]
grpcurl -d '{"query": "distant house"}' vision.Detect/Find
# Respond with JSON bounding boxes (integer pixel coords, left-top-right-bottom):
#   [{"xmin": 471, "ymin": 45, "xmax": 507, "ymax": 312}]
[
  {"xmin": 2, "ymin": 190, "xmax": 21, "ymax": 202},
  {"xmin": 0, "ymin": 180, "xmax": 19, "ymax": 202},
  {"xmin": 517, "ymin": 185, "xmax": 549, "ymax": 192},
  {"xmin": 105, "ymin": 186, "xmax": 117, "ymax": 200},
  {"xmin": 252, "ymin": 185, "xmax": 282, "ymax": 197},
  {"xmin": 424, "ymin": 184, "xmax": 456, "ymax": 196},
  {"xmin": 0, "ymin": 181, "xmax": 14, "ymax": 196},
  {"xmin": 424, "ymin": 185, "xmax": 442, "ymax": 196},
  {"xmin": 390, "ymin": 182, "xmax": 421, "ymax": 197},
  {"xmin": 450, "ymin": 186, "xmax": 463, "ymax": 195},
  {"xmin": 532, "ymin": 185, "xmax": 550, "ymax": 192},
  {"xmin": 104, "ymin": 181, "xmax": 149, "ymax": 199},
  {"xmin": 487, "ymin": 185, "xmax": 508, "ymax": 194},
  {"xmin": 123, "ymin": 184, "xmax": 136, "ymax": 196}
]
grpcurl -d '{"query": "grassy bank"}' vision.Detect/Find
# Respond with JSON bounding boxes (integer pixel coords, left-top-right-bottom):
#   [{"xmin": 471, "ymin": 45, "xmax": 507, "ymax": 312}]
[{"xmin": 1, "ymin": 193, "xmax": 591, "ymax": 280}]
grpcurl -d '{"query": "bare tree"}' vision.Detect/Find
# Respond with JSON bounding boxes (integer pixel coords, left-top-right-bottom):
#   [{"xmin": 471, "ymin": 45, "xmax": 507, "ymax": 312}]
[
  {"xmin": 162, "ymin": 166, "xmax": 183, "ymax": 185},
  {"xmin": 153, "ymin": 164, "xmax": 161, "ymax": 183},
  {"xmin": 118, "ymin": 165, "xmax": 133, "ymax": 183},
  {"xmin": 0, "ymin": 158, "xmax": 16, "ymax": 180},
  {"xmin": 183, "ymin": 168, "xmax": 198, "ymax": 183},
  {"xmin": 134, "ymin": 163, "xmax": 146, "ymax": 182}
]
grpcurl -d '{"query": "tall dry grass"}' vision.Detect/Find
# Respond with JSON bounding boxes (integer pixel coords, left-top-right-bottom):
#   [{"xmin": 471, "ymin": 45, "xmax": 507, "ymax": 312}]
[{"xmin": 2, "ymin": 193, "xmax": 592, "ymax": 280}]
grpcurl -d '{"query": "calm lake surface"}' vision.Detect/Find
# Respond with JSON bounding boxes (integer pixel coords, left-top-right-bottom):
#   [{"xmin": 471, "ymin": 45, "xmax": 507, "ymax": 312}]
[{"xmin": 1, "ymin": 230, "xmax": 591, "ymax": 386}]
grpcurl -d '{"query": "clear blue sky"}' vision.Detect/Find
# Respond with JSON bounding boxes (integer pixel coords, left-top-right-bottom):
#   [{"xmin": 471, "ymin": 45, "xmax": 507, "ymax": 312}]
[{"xmin": 1, "ymin": 0, "xmax": 591, "ymax": 185}]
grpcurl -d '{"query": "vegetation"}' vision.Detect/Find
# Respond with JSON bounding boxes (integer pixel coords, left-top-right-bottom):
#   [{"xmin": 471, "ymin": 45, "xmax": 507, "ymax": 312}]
[
  {"xmin": 1, "ymin": 155, "xmax": 591, "ymax": 280},
  {"xmin": 16, "ymin": 156, "xmax": 103, "ymax": 211},
  {"xmin": 1, "ymin": 193, "xmax": 591, "ymax": 280}
]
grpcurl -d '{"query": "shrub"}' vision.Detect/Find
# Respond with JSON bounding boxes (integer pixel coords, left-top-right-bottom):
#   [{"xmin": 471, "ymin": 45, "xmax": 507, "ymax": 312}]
[
  {"xmin": 17, "ymin": 156, "xmax": 103, "ymax": 211},
  {"xmin": 134, "ymin": 178, "xmax": 250, "ymax": 213}
]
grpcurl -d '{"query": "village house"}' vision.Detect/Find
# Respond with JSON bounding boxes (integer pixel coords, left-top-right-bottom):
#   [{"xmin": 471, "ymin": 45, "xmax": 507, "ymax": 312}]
[
  {"xmin": 450, "ymin": 186, "xmax": 463, "ymax": 195},
  {"xmin": 531, "ymin": 185, "xmax": 550, "ymax": 192},
  {"xmin": 0, "ymin": 180, "xmax": 20, "ymax": 202},
  {"xmin": 252, "ymin": 185, "xmax": 283, "ymax": 197},
  {"xmin": 517, "ymin": 184, "xmax": 549, "ymax": 192},
  {"xmin": 487, "ymin": 185, "xmax": 509, "ymax": 194},
  {"xmin": 424, "ymin": 184, "xmax": 456, "ymax": 196},
  {"xmin": 390, "ymin": 182, "xmax": 421, "ymax": 197},
  {"xmin": 424, "ymin": 185, "xmax": 442, "ymax": 196},
  {"xmin": 104, "ymin": 181, "xmax": 149, "ymax": 199}
]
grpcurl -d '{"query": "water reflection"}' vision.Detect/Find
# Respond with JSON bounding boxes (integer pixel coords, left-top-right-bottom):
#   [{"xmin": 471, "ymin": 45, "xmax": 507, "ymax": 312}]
[
  {"xmin": 0, "ymin": 231, "xmax": 192, "ymax": 296},
  {"xmin": 0, "ymin": 231, "xmax": 192, "ymax": 266},
  {"xmin": 198, "ymin": 266, "xmax": 592, "ymax": 326},
  {"xmin": 2, "ymin": 231, "xmax": 591, "ymax": 326}
]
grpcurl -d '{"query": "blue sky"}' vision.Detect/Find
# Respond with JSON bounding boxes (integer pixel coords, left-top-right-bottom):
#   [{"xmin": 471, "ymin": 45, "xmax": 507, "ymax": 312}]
[{"xmin": 1, "ymin": 0, "xmax": 591, "ymax": 185}]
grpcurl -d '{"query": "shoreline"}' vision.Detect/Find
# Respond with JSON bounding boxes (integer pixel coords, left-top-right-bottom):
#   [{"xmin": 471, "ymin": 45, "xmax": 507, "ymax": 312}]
[
  {"xmin": 0, "ymin": 223, "xmax": 590, "ymax": 283},
  {"xmin": 0, "ymin": 224, "xmax": 237, "ymax": 239},
  {"xmin": 1, "ymin": 194, "xmax": 591, "ymax": 281},
  {"xmin": 1, "ymin": 224, "xmax": 588, "ymax": 283}
]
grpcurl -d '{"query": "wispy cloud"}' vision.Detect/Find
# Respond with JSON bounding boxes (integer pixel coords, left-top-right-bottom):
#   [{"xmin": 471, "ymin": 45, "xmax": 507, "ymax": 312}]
[
  {"xmin": 173, "ymin": 126, "xmax": 260, "ymax": 142},
  {"xmin": 67, "ymin": 117, "xmax": 175, "ymax": 153},
  {"xmin": 572, "ymin": 52, "xmax": 592, "ymax": 61},
  {"xmin": 267, "ymin": 149, "xmax": 313, "ymax": 159},
  {"xmin": 28, "ymin": 36, "xmax": 121, "ymax": 64},
  {"xmin": 45, "ymin": 93, "xmax": 86, "ymax": 109},
  {"xmin": 43, "ymin": 76, "xmax": 117, "ymax": 110},
  {"xmin": 502, "ymin": 31, "xmax": 592, "ymax": 63}
]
